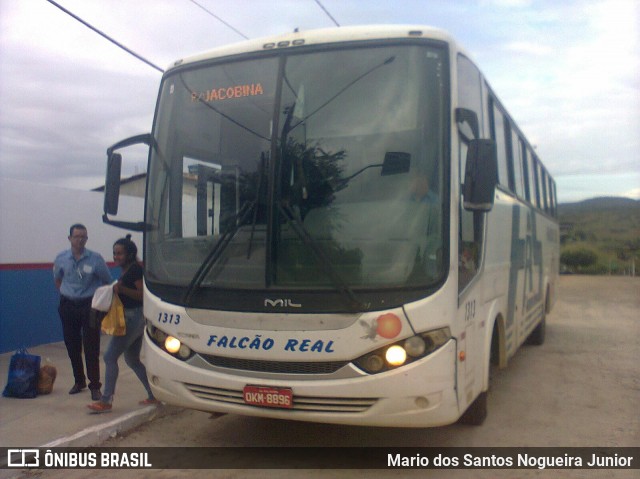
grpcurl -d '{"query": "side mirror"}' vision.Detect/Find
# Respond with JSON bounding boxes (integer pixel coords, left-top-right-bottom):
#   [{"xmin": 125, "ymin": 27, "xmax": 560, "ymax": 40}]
[
  {"xmin": 455, "ymin": 108, "xmax": 479, "ymax": 140},
  {"xmin": 104, "ymin": 153, "xmax": 122, "ymax": 215},
  {"xmin": 338, "ymin": 152, "xmax": 411, "ymax": 187},
  {"xmin": 463, "ymin": 139, "xmax": 497, "ymax": 212},
  {"xmin": 381, "ymin": 152, "xmax": 411, "ymax": 176},
  {"xmin": 102, "ymin": 133, "xmax": 152, "ymax": 231}
]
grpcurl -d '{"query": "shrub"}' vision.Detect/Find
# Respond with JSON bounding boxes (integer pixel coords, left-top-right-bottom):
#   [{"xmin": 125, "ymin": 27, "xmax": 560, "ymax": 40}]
[{"xmin": 561, "ymin": 248, "xmax": 598, "ymax": 271}]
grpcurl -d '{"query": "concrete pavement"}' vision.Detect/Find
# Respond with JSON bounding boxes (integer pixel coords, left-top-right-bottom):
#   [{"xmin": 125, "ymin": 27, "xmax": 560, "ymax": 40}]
[{"xmin": 0, "ymin": 336, "xmax": 179, "ymax": 449}]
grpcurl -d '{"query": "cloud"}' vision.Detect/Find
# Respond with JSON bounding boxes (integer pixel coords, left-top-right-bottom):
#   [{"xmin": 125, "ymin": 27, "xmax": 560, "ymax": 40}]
[
  {"xmin": 0, "ymin": 0, "xmax": 638, "ymax": 202},
  {"xmin": 477, "ymin": 0, "xmax": 640, "ymax": 177},
  {"xmin": 0, "ymin": 43, "xmax": 156, "ymax": 187},
  {"xmin": 622, "ymin": 188, "xmax": 640, "ymax": 199},
  {"xmin": 504, "ymin": 41, "xmax": 553, "ymax": 56}
]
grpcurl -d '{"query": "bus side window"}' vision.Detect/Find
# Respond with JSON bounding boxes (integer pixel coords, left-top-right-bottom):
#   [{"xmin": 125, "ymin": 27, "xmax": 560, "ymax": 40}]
[
  {"xmin": 526, "ymin": 147, "xmax": 538, "ymax": 208},
  {"xmin": 457, "ymin": 54, "xmax": 484, "ymax": 291},
  {"xmin": 533, "ymin": 156, "xmax": 542, "ymax": 209},
  {"xmin": 489, "ymin": 98, "xmax": 510, "ymax": 191},
  {"xmin": 511, "ymin": 130, "xmax": 525, "ymax": 199},
  {"xmin": 541, "ymin": 168, "xmax": 549, "ymax": 213},
  {"xmin": 550, "ymin": 178, "xmax": 558, "ymax": 218}
]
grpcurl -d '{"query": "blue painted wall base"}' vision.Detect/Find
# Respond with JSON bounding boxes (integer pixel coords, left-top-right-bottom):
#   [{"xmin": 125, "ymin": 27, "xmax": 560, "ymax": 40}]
[{"xmin": 0, "ymin": 266, "xmax": 121, "ymax": 353}]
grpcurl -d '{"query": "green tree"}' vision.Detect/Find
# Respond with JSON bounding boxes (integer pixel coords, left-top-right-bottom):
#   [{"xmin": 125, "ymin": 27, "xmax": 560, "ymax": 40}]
[{"xmin": 561, "ymin": 248, "xmax": 598, "ymax": 271}]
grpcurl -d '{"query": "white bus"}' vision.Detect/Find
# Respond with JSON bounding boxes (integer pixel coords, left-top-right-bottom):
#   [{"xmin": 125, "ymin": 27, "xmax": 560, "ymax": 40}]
[{"xmin": 103, "ymin": 25, "xmax": 559, "ymax": 427}]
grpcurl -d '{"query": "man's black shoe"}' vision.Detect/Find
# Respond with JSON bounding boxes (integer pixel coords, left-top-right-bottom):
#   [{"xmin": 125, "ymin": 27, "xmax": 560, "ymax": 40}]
[
  {"xmin": 91, "ymin": 389, "xmax": 102, "ymax": 401},
  {"xmin": 69, "ymin": 384, "xmax": 86, "ymax": 394}
]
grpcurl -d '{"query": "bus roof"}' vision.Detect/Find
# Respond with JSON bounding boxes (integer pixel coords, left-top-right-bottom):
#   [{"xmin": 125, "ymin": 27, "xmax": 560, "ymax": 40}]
[{"xmin": 166, "ymin": 25, "xmax": 457, "ymax": 72}]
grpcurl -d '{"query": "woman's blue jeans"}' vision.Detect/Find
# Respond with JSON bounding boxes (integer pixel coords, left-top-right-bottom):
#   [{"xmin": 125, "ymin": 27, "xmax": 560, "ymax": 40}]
[{"xmin": 101, "ymin": 307, "xmax": 154, "ymax": 403}]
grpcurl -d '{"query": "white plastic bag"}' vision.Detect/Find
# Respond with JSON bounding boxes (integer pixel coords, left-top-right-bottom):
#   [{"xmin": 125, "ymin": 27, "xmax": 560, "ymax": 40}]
[{"xmin": 91, "ymin": 283, "xmax": 114, "ymax": 312}]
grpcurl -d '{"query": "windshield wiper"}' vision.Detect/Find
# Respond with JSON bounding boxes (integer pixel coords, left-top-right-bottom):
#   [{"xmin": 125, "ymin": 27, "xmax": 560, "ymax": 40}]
[
  {"xmin": 278, "ymin": 204, "xmax": 369, "ymax": 312},
  {"xmin": 246, "ymin": 153, "xmax": 268, "ymax": 260},
  {"xmin": 182, "ymin": 201, "xmax": 256, "ymax": 305}
]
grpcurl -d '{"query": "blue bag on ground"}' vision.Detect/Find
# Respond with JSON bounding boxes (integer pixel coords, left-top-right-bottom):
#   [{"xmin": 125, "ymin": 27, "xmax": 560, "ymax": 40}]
[{"xmin": 3, "ymin": 348, "xmax": 41, "ymax": 398}]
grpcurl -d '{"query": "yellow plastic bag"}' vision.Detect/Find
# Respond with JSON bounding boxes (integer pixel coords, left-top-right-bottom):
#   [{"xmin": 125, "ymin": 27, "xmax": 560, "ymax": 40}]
[{"xmin": 101, "ymin": 294, "xmax": 126, "ymax": 336}]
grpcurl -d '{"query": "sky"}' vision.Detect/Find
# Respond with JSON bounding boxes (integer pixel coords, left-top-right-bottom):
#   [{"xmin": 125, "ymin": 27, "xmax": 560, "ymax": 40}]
[{"xmin": 0, "ymin": 0, "xmax": 638, "ymax": 203}]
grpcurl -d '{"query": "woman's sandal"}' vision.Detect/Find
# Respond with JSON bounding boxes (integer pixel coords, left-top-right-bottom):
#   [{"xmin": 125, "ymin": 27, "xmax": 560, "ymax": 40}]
[{"xmin": 87, "ymin": 402, "xmax": 112, "ymax": 413}]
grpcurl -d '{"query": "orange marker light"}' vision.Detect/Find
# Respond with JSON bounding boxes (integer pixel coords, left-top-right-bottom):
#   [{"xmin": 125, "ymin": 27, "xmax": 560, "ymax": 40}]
[
  {"xmin": 376, "ymin": 313, "xmax": 402, "ymax": 339},
  {"xmin": 459, "ymin": 351, "xmax": 466, "ymax": 362}
]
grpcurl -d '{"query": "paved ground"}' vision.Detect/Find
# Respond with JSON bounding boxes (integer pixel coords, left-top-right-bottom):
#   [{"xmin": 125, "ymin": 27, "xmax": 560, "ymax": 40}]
[
  {"xmin": 0, "ymin": 336, "xmax": 178, "ymax": 450},
  {"xmin": 0, "ymin": 275, "xmax": 638, "ymax": 479}
]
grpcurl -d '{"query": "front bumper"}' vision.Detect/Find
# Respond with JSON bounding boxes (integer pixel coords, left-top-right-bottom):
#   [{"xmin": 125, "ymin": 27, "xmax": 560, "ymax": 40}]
[{"xmin": 143, "ymin": 334, "xmax": 460, "ymax": 428}]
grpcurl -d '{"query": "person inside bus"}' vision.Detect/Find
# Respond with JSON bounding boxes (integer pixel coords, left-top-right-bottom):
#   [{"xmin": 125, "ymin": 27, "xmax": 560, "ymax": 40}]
[
  {"xmin": 408, "ymin": 173, "xmax": 441, "ymax": 236},
  {"xmin": 406, "ymin": 173, "xmax": 442, "ymax": 279},
  {"xmin": 409, "ymin": 173, "xmax": 439, "ymax": 205},
  {"xmin": 87, "ymin": 235, "xmax": 158, "ymax": 413}
]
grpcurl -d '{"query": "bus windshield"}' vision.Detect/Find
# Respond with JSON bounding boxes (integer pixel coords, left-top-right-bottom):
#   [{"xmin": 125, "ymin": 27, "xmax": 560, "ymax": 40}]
[{"xmin": 145, "ymin": 44, "xmax": 448, "ymax": 311}]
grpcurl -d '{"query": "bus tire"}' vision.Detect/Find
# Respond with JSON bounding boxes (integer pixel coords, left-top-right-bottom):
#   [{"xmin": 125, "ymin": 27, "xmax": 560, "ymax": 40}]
[
  {"xmin": 526, "ymin": 315, "xmax": 546, "ymax": 345},
  {"xmin": 458, "ymin": 324, "xmax": 497, "ymax": 426},
  {"xmin": 458, "ymin": 391, "xmax": 487, "ymax": 426},
  {"xmin": 526, "ymin": 291, "xmax": 548, "ymax": 346}
]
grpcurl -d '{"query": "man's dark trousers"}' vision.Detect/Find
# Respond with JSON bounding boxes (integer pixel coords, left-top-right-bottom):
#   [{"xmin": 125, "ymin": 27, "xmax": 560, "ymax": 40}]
[{"xmin": 58, "ymin": 296, "xmax": 102, "ymax": 391}]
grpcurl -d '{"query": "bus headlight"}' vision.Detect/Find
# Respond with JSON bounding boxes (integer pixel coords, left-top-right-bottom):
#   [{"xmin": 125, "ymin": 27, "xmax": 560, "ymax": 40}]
[
  {"xmin": 154, "ymin": 328, "xmax": 168, "ymax": 344},
  {"xmin": 177, "ymin": 344, "xmax": 192, "ymax": 359},
  {"xmin": 165, "ymin": 336, "xmax": 181, "ymax": 354},
  {"xmin": 353, "ymin": 327, "xmax": 451, "ymax": 374},
  {"xmin": 362, "ymin": 354, "xmax": 385, "ymax": 373},
  {"xmin": 404, "ymin": 336, "xmax": 426, "ymax": 357},
  {"xmin": 164, "ymin": 336, "xmax": 193, "ymax": 360},
  {"xmin": 385, "ymin": 345, "xmax": 407, "ymax": 366},
  {"xmin": 147, "ymin": 322, "xmax": 194, "ymax": 360}
]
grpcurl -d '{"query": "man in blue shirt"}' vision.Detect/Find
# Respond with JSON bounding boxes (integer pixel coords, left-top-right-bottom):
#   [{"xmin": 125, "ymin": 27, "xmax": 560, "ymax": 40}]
[
  {"xmin": 409, "ymin": 174, "xmax": 439, "ymax": 205},
  {"xmin": 53, "ymin": 224, "xmax": 112, "ymax": 400}
]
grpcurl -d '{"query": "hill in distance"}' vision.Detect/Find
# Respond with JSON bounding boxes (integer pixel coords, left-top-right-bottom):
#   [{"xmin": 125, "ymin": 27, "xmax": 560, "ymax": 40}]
[
  {"xmin": 558, "ymin": 196, "xmax": 639, "ymax": 274},
  {"xmin": 559, "ymin": 196, "xmax": 640, "ymax": 214}
]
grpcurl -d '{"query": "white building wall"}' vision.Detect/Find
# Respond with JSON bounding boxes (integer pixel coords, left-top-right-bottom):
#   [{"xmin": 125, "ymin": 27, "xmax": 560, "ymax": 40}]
[
  {"xmin": 0, "ymin": 178, "xmax": 144, "ymax": 263},
  {"xmin": 0, "ymin": 178, "xmax": 145, "ymax": 352}
]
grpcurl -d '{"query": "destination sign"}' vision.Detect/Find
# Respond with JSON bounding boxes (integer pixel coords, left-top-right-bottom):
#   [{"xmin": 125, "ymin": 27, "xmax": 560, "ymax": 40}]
[{"xmin": 191, "ymin": 83, "xmax": 264, "ymax": 103}]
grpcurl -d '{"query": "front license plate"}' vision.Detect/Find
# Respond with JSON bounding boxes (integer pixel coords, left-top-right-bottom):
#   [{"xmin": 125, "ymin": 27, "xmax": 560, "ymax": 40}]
[{"xmin": 243, "ymin": 385, "xmax": 293, "ymax": 409}]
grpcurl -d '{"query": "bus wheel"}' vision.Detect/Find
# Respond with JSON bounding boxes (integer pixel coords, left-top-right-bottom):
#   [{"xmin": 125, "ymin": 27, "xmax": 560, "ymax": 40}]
[
  {"xmin": 526, "ymin": 315, "xmax": 546, "ymax": 345},
  {"xmin": 458, "ymin": 330, "xmax": 496, "ymax": 425},
  {"xmin": 526, "ymin": 292, "xmax": 548, "ymax": 346},
  {"xmin": 458, "ymin": 391, "xmax": 487, "ymax": 425}
]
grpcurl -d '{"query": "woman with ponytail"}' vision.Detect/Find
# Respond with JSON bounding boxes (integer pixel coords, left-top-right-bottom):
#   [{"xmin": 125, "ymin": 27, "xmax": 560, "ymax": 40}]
[{"xmin": 88, "ymin": 235, "xmax": 157, "ymax": 413}]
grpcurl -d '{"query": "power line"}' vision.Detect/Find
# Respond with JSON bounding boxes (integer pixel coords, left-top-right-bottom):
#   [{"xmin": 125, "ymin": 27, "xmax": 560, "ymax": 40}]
[
  {"xmin": 187, "ymin": 0, "xmax": 249, "ymax": 40},
  {"xmin": 44, "ymin": 0, "xmax": 164, "ymax": 73},
  {"xmin": 314, "ymin": 0, "xmax": 340, "ymax": 27}
]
